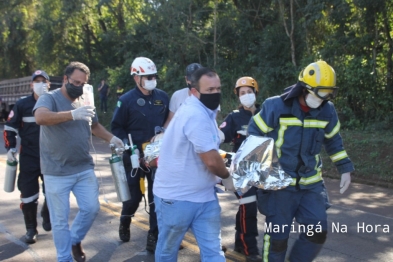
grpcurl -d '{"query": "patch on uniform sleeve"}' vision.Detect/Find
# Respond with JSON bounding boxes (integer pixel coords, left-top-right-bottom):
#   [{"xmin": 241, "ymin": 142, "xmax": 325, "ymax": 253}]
[
  {"xmin": 219, "ymin": 122, "xmax": 226, "ymax": 128},
  {"xmin": 8, "ymin": 110, "xmax": 14, "ymax": 119},
  {"xmin": 117, "ymin": 101, "xmax": 122, "ymax": 108},
  {"xmin": 154, "ymin": 100, "xmax": 163, "ymax": 105}
]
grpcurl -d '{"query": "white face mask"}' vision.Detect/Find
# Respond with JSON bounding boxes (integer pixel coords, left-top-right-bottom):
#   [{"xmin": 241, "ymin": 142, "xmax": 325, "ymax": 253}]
[
  {"xmin": 305, "ymin": 93, "xmax": 323, "ymax": 108},
  {"xmin": 239, "ymin": 93, "xmax": 256, "ymax": 108},
  {"xmin": 33, "ymin": 82, "xmax": 48, "ymax": 97},
  {"xmin": 143, "ymin": 79, "xmax": 157, "ymax": 91}
]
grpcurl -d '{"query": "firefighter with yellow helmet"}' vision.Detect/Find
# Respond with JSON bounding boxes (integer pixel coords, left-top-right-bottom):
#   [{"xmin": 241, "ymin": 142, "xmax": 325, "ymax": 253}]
[
  {"xmin": 219, "ymin": 76, "xmax": 262, "ymax": 262},
  {"xmin": 248, "ymin": 60, "xmax": 354, "ymax": 261}
]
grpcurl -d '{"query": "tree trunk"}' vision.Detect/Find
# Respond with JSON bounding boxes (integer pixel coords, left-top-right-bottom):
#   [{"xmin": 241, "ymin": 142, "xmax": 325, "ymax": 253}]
[{"xmin": 278, "ymin": 0, "xmax": 296, "ymax": 67}]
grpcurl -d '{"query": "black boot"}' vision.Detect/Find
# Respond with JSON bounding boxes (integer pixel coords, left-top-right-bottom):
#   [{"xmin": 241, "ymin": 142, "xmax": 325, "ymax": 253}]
[
  {"xmin": 146, "ymin": 232, "xmax": 157, "ymax": 253},
  {"xmin": 41, "ymin": 199, "xmax": 51, "ymax": 231},
  {"xmin": 22, "ymin": 202, "xmax": 38, "ymax": 244},
  {"xmin": 119, "ymin": 218, "xmax": 131, "ymax": 242}
]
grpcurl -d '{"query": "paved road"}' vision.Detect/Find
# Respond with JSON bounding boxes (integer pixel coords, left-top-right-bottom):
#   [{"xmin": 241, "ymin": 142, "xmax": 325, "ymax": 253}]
[{"xmin": 0, "ymin": 130, "xmax": 392, "ymax": 261}]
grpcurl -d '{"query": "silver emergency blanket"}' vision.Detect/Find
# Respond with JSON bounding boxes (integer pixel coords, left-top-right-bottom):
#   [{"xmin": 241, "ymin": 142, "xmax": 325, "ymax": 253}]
[
  {"xmin": 143, "ymin": 133, "xmax": 164, "ymax": 164},
  {"xmin": 229, "ymin": 135, "xmax": 293, "ymax": 194}
]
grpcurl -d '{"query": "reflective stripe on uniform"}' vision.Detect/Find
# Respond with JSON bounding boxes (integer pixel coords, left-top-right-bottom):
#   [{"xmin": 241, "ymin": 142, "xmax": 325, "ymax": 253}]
[
  {"xmin": 330, "ymin": 150, "xmax": 348, "ymax": 162},
  {"xmin": 253, "ymin": 114, "xmax": 273, "ymax": 133},
  {"xmin": 20, "ymin": 193, "xmax": 39, "ymax": 204},
  {"xmin": 299, "ymin": 169, "xmax": 322, "ymax": 185},
  {"xmin": 325, "ymin": 121, "xmax": 340, "ymax": 139},
  {"xmin": 276, "ymin": 118, "xmax": 302, "ymax": 157},
  {"xmin": 263, "ymin": 233, "xmax": 271, "ymax": 262},
  {"xmin": 239, "ymin": 195, "xmax": 257, "ymax": 205},
  {"xmin": 304, "ymin": 119, "xmax": 328, "ymax": 128},
  {"xmin": 4, "ymin": 125, "xmax": 18, "ymax": 134},
  {"xmin": 22, "ymin": 116, "xmax": 36, "ymax": 123}
]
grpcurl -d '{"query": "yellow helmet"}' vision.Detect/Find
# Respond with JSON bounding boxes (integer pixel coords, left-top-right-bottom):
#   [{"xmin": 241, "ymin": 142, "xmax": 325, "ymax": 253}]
[
  {"xmin": 299, "ymin": 61, "xmax": 338, "ymax": 100},
  {"xmin": 234, "ymin": 77, "xmax": 259, "ymax": 96}
]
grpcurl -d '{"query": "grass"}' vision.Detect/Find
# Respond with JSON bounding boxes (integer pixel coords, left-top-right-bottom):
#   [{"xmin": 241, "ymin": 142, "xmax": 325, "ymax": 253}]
[{"xmin": 320, "ymin": 129, "xmax": 393, "ymax": 187}]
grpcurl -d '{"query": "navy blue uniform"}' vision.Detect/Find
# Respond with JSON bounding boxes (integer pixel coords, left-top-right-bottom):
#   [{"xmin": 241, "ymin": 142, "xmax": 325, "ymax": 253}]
[
  {"xmin": 111, "ymin": 86, "xmax": 169, "ymax": 237},
  {"xmin": 248, "ymin": 94, "xmax": 354, "ymax": 262},
  {"xmin": 4, "ymin": 93, "xmax": 44, "ymax": 202},
  {"xmin": 219, "ymin": 106, "xmax": 260, "ymax": 257}
]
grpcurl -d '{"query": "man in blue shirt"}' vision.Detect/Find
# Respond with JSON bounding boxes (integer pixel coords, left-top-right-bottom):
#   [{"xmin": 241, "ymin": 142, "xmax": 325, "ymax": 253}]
[
  {"xmin": 153, "ymin": 67, "xmax": 229, "ymax": 262},
  {"xmin": 98, "ymin": 79, "xmax": 109, "ymax": 113}
]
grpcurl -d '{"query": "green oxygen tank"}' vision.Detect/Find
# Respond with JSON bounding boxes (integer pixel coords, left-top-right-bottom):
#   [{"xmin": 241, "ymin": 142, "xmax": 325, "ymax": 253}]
[
  {"xmin": 4, "ymin": 149, "xmax": 18, "ymax": 193},
  {"xmin": 109, "ymin": 146, "xmax": 131, "ymax": 202}
]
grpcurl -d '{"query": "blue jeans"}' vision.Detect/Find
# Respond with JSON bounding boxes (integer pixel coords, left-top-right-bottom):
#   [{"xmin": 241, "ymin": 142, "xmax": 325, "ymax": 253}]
[
  {"xmin": 154, "ymin": 194, "xmax": 225, "ymax": 262},
  {"xmin": 44, "ymin": 169, "xmax": 100, "ymax": 262}
]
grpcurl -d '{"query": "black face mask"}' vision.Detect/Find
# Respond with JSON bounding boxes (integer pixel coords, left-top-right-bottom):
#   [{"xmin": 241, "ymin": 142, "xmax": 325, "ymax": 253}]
[
  {"xmin": 65, "ymin": 80, "xmax": 84, "ymax": 99},
  {"xmin": 199, "ymin": 92, "xmax": 221, "ymax": 110}
]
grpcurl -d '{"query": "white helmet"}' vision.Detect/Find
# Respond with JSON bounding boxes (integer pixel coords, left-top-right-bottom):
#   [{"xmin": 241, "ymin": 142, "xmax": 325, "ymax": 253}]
[{"xmin": 130, "ymin": 57, "xmax": 157, "ymax": 76}]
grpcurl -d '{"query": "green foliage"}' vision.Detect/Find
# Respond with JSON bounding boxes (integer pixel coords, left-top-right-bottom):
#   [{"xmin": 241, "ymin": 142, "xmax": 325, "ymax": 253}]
[{"xmin": 0, "ymin": 0, "xmax": 392, "ymax": 126}]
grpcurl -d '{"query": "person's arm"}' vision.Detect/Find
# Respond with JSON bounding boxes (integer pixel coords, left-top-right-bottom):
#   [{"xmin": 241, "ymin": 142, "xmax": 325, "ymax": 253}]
[
  {"xmin": 4, "ymin": 102, "xmax": 21, "ymax": 150},
  {"xmin": 199, "ymin": 149, "xmax": 229, "ymax": 179},
  {"xmin": 34, "ymin": 107, "xmax": 73, "ymax": 126},
  {"xmin": 98, "ymin": 82, "xmax": 104, "ymax": 92},
  {"xmin": 106, "ymin": 85, "xmax": 110, "ymax": 96},
  {"xmin": 91, "ymin": 122, "xmax": 115, "ymax": 142},
  {"xmin": 163, "ymin": 110, "xmax": 175, "ymax": 128}
]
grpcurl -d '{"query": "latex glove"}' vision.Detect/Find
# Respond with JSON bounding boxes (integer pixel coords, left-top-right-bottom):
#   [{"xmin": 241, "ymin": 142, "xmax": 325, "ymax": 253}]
[
  {"xmin": 110, "ymin": 136, "xmax": 125, "ymax": 150},
  {"xmin": 7, "ymin": 148, "xmax": 17, "ymax": 162},
  {"xmin": 71, "ymin": 106, "xmax": 95, "ymax": 122},
  {"xmin": 218, "ymin": 128, "xmax": 225, "ymax": 144},
  {"xmin": 237, "ymin": 130, "xmax": 247, "ymax": 136},
  {"xmin": 340, "ymin": 172, "xmax": 351, "ymax": 194}
]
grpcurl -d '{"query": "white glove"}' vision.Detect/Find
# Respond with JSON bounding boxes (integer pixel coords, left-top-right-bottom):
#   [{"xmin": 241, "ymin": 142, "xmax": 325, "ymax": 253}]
[
  {"xmin": 340, "ymin": 172, "xmax": 351, "ymax": 194},
  {"xmin": 110, "ymin": 136, "xmax": 125, "ymax": 150},
  {"xmin": 218, "ymin": 128, "xmax": 225, "ymax": 144},
  {"xmin": 71, "ymin": 106, "xmax": 95, "ymax": 122},
  {"xmin": 7, "ymin": 148, "xmax": 17, "ymax": 162},
  {"xmin": 237, "ymin": 130, "xmax": 247, "ymax": 136}
]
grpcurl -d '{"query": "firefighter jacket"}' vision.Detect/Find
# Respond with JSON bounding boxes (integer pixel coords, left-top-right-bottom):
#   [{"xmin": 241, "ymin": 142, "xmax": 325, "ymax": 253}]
[
  {"xmin": 111, "ymin": 86, "xmax": 169, "ymax": 154},
  {"xmin": 4, "ymin": 93, "xmax": 40, "ymax": 158},
  {"xmin": 248, "ymin": 95, "xmax": 354, "ymax": 190},
  {"xmin": 219, "ymin": 105, "xmax": 260, "ymax": 152}
]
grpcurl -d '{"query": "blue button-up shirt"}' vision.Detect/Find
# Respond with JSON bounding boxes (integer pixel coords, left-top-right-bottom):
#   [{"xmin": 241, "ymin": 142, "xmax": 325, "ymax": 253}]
[{"xmin": 153, "ymin": 95, "xmax": 220, "ymax": 202}]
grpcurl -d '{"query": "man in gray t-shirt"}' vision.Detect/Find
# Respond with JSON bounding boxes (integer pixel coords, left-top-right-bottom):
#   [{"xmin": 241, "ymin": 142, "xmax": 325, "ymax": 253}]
[{"xmin": 33, "ymin": 61, "xmax": 124, "ymax": 262}]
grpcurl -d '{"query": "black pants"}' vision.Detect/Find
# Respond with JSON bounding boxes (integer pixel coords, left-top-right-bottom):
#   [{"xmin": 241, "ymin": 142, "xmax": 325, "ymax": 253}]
[
  {"xmin": 18, "ymin": 154, "xmax": 44, "ymax": 203},
  {"xmin": 100, "ymin": 96, "xmax": 108, "ymax": 112},
  {"xmin": 234, "ymin": 186, "xmax": 259, "ymax": 256},
  {"xmin": 121, "ymin": 167, "xmax": 157, "ymax": 236}
]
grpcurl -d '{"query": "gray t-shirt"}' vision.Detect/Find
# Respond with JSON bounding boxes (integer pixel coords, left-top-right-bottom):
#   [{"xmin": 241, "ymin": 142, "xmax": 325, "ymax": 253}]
[{"xmin": 33, "ymin": 89, "xmax": 98, "ymax": 176}]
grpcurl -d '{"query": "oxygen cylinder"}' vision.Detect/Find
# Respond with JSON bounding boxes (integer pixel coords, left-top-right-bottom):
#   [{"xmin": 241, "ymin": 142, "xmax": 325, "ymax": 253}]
[
  {"xmin": 109, "ymin": 151, "xmax": 131, "ymax": 202},
  {"xmin": 4, "ymin": 159, "xmax": 18, "ymax": 193}
]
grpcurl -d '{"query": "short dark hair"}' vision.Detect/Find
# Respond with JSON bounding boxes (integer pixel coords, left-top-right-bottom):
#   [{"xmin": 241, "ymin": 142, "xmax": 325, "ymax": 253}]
[
  {"xmin": 190, "ymin": 67, "xmax": 218, "ymax": 91},
  {"xmin": 185, "ymin": 63, "xmax": 203, "ymax": 80},
  {"xmin": 64, "ymin": 61, "xmax": 90, "ymax": 78}
]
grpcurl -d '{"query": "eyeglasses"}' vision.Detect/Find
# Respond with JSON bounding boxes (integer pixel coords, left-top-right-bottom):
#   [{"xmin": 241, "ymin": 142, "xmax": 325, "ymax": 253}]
[
  {"xmin": 67, "ymin": 76, "xmax": 87, "ymax": 86},
  {"xmin": 144, "ymin": 74, "xmax": 159, "ymax": 80}
]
